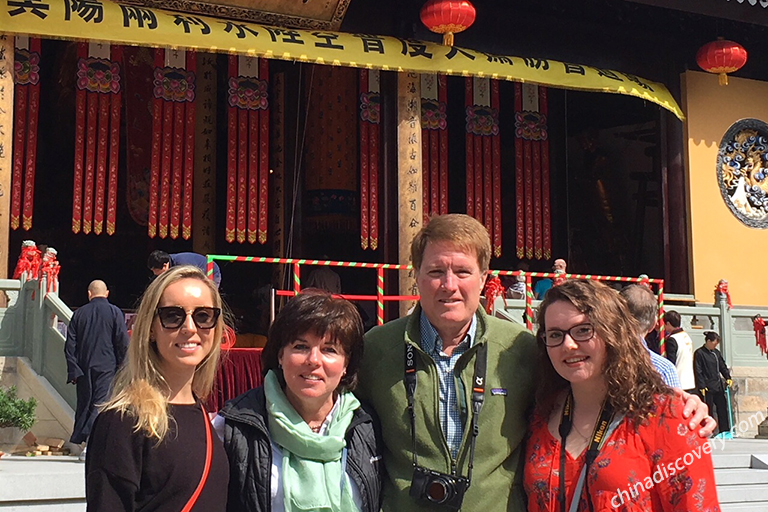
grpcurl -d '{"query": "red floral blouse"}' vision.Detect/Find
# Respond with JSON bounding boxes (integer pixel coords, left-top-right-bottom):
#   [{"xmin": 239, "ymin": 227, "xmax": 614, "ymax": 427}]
[{"xmin": 524, "ymin": 394, "xmax": 720, "ymax": 512}]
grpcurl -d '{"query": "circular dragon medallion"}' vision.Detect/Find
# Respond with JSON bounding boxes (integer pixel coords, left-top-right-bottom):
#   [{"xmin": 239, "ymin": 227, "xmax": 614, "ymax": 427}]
[{"xmin": 717, "ymin": 118, "xmax": 768, "ymax": 228}]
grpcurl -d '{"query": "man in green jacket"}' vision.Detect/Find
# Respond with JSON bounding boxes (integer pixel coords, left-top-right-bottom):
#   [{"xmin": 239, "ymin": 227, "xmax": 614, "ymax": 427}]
[{"xmin": 357, "ymin": 214, "xmax": 714, "ymax": 512}]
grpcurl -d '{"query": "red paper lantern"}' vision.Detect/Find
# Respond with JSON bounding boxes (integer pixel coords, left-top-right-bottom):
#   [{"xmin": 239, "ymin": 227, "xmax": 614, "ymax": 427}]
[
  {"xmin": 420, "ymin": 0, "xmax": 476, "ymax": 47},
  {"xmin": 696, "ymin": 39, "xmax": 747, "ymax": 86}
]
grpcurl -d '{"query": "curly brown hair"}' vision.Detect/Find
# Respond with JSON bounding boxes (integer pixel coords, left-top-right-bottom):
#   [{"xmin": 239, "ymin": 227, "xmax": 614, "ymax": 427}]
[{"xmin": 535, "ymin": 279, "xmax": 671, "ymax": 421}]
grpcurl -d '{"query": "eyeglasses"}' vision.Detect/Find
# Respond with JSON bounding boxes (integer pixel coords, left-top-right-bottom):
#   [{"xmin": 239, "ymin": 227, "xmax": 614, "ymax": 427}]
[
  {"xmin": 539, "ymin": 323, "xmax": 595, "ymax": 347},
  {"xmin": 156, "ymin": 306, "xmax": 221, "ymax": 330}
]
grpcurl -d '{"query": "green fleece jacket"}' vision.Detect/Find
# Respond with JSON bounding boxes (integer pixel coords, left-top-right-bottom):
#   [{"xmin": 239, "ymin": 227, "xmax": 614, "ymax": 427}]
[{"xmin": 357, "ymin": 305, "xmax": 538, "ymax": 512}]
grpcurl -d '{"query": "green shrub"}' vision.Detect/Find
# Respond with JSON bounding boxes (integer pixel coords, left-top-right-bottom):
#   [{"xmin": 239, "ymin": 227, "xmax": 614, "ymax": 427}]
[{"xmin": 0, "ymin": 386, "xmax": 37, "ymax": 432}]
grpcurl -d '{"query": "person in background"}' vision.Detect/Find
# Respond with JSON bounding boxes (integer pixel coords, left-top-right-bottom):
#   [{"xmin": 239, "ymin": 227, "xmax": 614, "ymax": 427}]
[
  {"xmin": 533, "ymin": 258, "xmax": 567, "ymax": 299},
  {"xmin": 357, "ymin": 215, "xmax": 714, "ymax": 512},
  {"xmin": 525, "ymin": 279, "xmax": 720, "ymax": 511},
  {"xmin": 694, "ymin": 331, "xmax": 733, "ymax": 434},
  {"xmin": 664, "ymin": 310, "xmax": 696, "ymax": 392},
  {"xmin": 86, "ymin": 266, "xmax": 228, "ymax": 511},
  {"xmin": 218, "ymin": 290, "xmax": 383, "ymax": 512},
  {"xmin": 65, "ymin": 280, "xmax": 129, "ymax": 457},
  {"xmin": 148, "ymin": 250, "xmax": 222, "ymax": 288},
  {"xmin": 619, "ymin": 284, "xmax": 681, "ymax": 388},
  {"xmin": 305, "ymin": 257, "xmax": 342, "ymax": 294}
]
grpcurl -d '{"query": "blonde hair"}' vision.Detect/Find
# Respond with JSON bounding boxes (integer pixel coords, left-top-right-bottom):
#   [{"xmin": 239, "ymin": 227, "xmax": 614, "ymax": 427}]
[
  {"xmin": 103, "ymin": 265, "xmax": 223, "ymax": 441},
  {"xmin": 411, "ymin": 214, "xmax": 491, "ymax": 272}
]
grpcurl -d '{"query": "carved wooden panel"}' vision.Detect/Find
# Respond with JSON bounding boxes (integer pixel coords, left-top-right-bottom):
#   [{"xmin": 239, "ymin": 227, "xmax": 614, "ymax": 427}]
[{"xmin": 120, "ymin": 0, "xmax": 352, "ymax": 30}]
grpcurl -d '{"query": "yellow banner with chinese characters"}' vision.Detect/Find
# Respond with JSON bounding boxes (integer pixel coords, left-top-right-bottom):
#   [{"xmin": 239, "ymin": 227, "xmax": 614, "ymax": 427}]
[{"xmin": 0, "ymin": 0, "xmax": 684, "ymax": 119}]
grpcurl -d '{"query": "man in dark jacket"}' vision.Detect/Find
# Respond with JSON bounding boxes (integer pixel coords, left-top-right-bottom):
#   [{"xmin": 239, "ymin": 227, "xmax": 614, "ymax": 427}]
[
  {"xmin": 694, "ymin": 331, "xmax": 733, "ymax": 433},
  {"xmin": 64, "ymin": 280, "xmax": 129, "ymax": 446}
]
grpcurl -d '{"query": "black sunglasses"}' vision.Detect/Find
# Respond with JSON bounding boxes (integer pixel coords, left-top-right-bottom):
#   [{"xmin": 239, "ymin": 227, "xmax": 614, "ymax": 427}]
[{"xmin": 156, "ymin": 306, "xmax": 221, "ymax": 330}]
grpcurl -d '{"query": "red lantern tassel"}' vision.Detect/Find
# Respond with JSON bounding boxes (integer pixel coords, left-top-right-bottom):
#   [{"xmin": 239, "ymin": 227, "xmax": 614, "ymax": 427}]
[
  {"xmin": 225, "ymin": 56, "xmax": 237, "ymax": 243},
  {"xmin": 247, "ymin": 108, "xmax": 259, "ymax": 244},
  {"xmin": 258, "ymin": 58, "xmax": 270, "ymax": 245},
  {"xmin": 147, "ymin": 49, "xmax": 163, "ymax": 238},
  {"xmin": 236, "ymin": 107, "xmax": 248, "ymax": 243},
  {"xmin": 22, "ymin": 38, "xmax": 41, "ymax": 231},
  {"xmin": 159, "ymin": 90, "xmax": 174, "ymax": 239},
  {"xmin": 107, "ymin": 46, "xmax": 123, "ymax": 236},
  {"xmin": 182, "ymin": 51, "xmax": 196, "ymax": 241},
  {"xmin": 93, "ymin": 91, "xmax": 109, "ymax": 235},
  {"xmin": 540, "ymin": 87, "xmax": 551, "ymax": 259},
  {"xmin": 491, "ymin": 79, "xmax": 502, "ymax": 257},
  {"xmin": 83, "ymin": 88, "xmax": 98, "ymax": 234},
  {"xmin": 170, "ymin": 100, "xmax": 184, "ymax": 239},
  {"xmin": 360, "ymin": 71, "xmax": 370, "ymax": 248},
  {"xmin": 465, "ymin": 78, "xmax": 474, "ymax": 217},
  {"xmin": 514, "ymin": 83, "xmax": 524, "ymax": 258},
  {"xmin": 11, "ymin": 78, "xmax": 28, "ymax": 230},
  {"xmin": 73, "ymin": 44, "xmax": 88, "ymax": 234},
  {"xmin": 369, "ymin": 112, "xmax": 380, "ymax": 250},
  {"xmin": 438, "ymin": 74, "xmax": 448, "ymax": 215}
]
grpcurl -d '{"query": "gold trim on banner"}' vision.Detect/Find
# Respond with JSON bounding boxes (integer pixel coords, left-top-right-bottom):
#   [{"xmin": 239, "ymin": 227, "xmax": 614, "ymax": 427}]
[{"xmin": 0, "ymin": 0, "xmax": 684, "ymax": 119}]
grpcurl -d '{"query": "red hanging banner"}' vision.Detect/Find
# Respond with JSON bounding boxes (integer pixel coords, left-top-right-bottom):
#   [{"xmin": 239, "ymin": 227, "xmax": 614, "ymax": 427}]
[
  {"xmin": 421, "ymin": 73, "xmax": 447, "ymax": 220},
  {"xmin": 12, "ymin": 37, "xmax": 41, "ymax": 232},
  {"xmin": 106, "ymin": 46, "xmax": 123, "ymax": 236},
  {"xmin": 514, "ymin": 83, "xmax": 550, "ymax": 260},
  {"xmin": 359, "ymin": 69, "xmax": 380, "ymax": 249},
  {"xmin": 150, "ymin": 49, "xmax": 196, "ymax": 239},
  {"xmin": 465, "ymin": 79, "xmax": 474, "ymax": 218},
  {"xmin": 227, "ymin": 56, "xmax": 269, "ymax": 244},
  {"xmin": 438, "ymin": 74, "xmax": 449, "ymax": 215},
  {"xmin": 466, "ymin": 77, "xmax": 501, "ymax": 254},
  {"xmin": 514, "ymin": 83, "xmax": 524, "ymax": 258}
]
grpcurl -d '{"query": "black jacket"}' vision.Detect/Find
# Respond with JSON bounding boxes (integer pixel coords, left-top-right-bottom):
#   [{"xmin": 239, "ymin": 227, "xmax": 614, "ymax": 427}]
[
  {"xmin": 694, "ymin": 345, "xmax": 731, "ymax": 392},
  {"xmin": 219, "ymin": 386, "xmax": 384, "ymax": 512}
]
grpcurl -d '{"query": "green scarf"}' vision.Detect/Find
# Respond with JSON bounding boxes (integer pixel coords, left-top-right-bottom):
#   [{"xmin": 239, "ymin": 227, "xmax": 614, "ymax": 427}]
[{"xmin": 264, "ymin": 370, "xmax": 361, "ymax": 512}]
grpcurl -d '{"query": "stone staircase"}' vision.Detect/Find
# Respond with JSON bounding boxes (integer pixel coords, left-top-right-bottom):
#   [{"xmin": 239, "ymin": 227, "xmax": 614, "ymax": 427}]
[{"xmin": 714, "ymin": 439, "xmax": 768, "ymax": 511}]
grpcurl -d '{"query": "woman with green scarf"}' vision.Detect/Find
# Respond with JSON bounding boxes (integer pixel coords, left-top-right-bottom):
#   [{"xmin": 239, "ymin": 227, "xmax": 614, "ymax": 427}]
[{"xmin": 218, "ymin": 290, "xmax": 383, "ymax": 512}]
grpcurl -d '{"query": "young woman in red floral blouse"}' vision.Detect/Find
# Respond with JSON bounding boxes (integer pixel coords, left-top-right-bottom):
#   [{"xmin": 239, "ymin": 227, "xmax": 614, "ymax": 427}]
[{"xmin": 524, "ymin": 280, "xmax": 720, "ymax": 512}]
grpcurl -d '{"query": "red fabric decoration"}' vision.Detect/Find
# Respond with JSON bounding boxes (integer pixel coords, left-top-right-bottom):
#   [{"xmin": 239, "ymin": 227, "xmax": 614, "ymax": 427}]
[
  {"xmin": 12, "ymin": 38, "xmax": 41, "ymax": 232},
  {"xmin": 40, "ymin": 248, "xmax": 61, "ymax": 293},
  {"xmin": 420, "ymin": 0, "xmax": 476, "ymax": 46},
  {"xmin": 12, "ymin": 240, "xmax": 41, "ymax": 280},
  {"xmin": 73, "ymin": 43, "xmax": 123, "ymax": 236},
  {"xmin": 696, "ymin": 39, "xmax": 747, "ymax": 86},
  {"xmin": 754, "ymin": 315, "xmax": 767, "ymax": 357},
  {"xmin": 149, "ymin": 49, "xmax": 197, "ymax": 239},
  {"xmin": 465, "ymin": 78, "xmax": 501, "ymax": 254},
  {"xmin": 421, "ymin": 73, "xmax": 449, "ymax": 223},
  {"xmin": 716, "ymin": 279, "xmax": 733, "ymax": 309},
  {"xmin": 226, "ymin": 56, "xmax": 270, "ymax": 244},
  {"xmin": 483, "ymin": 275, "xmax": 505, "ymax": 314},
  {"xmin": 359, "ymin": 69, "xmax": 381, "ymax": 249}
]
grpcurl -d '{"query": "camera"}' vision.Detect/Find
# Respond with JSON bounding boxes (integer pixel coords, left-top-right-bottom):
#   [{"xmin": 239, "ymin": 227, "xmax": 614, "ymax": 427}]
[{"xmin": 410, "ymin": 466, "xmax": 470, "ymax": 510}]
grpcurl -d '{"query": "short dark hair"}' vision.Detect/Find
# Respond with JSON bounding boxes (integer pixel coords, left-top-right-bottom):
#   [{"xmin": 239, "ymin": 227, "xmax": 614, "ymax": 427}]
[
  {"xmin": 147, "ymin": 250, "xmax": 171, "ymax": 270},
  {"xmin": 262, "ymin": 289, "xmax": 364, "ymax": 391},
  {"xmin": 663, "ymin": 310, "xmax": 681, "ymax": 328},
  {"xmin": 619, "ymin": 285, "xmax": 658, "ymax": 334},
  {"xmin": 704, "ymin": 331, "xmax": 721, "ymax": 343}
]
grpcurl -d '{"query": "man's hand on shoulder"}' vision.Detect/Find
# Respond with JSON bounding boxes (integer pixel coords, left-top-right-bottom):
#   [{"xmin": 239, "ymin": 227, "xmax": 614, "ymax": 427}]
[{"xmin": 676, "ymin": 388, "xmax": 716, "ymax": 437}]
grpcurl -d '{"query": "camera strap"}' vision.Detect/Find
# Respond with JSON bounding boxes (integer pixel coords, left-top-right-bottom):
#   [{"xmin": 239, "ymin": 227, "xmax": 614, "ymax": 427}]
[
  {"xmin": 557, "ymin": 392, "xmax": 617, "ymax": 512},
  {"xmin": 404, "ymin": 341, "xmax": 488, "ymax": 481}
]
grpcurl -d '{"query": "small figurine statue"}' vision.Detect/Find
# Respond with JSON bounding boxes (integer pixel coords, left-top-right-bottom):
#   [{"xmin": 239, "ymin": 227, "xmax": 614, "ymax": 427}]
[
  {"xmin": 483, "ymin": 275, "xmax": 506, "ymax": 314},
  {"xmin": 40, "ymin": 247, "xmax": 61, "ymax": 293},
  {"xmin": 754, "ymin": 314, "xmax": 767, "ymax": 357}
]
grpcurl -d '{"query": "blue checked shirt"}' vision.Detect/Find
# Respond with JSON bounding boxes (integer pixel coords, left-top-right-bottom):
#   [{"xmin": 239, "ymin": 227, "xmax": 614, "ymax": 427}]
[
  {"xmin": 644, "ymin": 338, "xmax": 681, "ymax": 388},
  {"xmin": 420, "ymin": 312, "xmax": 478, "ymax": 458}
]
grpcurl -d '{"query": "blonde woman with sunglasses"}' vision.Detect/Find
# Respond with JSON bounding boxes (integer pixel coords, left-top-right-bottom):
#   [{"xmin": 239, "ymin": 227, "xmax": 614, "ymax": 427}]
[{"xmin": 86, "ymin": 265, "xmax": 229, "ymax": 512}]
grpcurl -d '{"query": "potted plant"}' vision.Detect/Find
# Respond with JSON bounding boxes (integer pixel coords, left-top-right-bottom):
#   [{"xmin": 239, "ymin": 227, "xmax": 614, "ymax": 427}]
[{"xmin": 0, "ymin": 386, "xmax": 37, "ymax": 452}]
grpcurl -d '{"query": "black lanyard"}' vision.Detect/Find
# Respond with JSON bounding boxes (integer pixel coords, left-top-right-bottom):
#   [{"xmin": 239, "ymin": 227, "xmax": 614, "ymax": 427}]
[
  {"xmin": 557, "ymin": 392, "xmax": 615, "ymax": 512},
  {"xmin": 404, "ymin": 341, "xmax": 487, "ymax": 480}
]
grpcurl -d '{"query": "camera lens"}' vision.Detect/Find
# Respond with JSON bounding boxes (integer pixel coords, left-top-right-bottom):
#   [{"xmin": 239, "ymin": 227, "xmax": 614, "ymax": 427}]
[{"xmin": 427, "ymin": 479, "xmax": 450, "ymax": 504}]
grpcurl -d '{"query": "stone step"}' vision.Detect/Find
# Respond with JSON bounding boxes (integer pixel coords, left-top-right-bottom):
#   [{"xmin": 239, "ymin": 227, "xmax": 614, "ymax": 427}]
[
  {"xmin": 716, "ymin": 468, "xmax": 768, "ymax": 485},
  {"xmin": 720, "ymin": 501, "xmax": 768, "ymax": 512},
  {"xmin": 717, "ymin": 483, "xmax": 768, "ymax": 503},
  {"xmin": 713, "ymin": 453, "xmax": 754, "ymax": 469}
]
